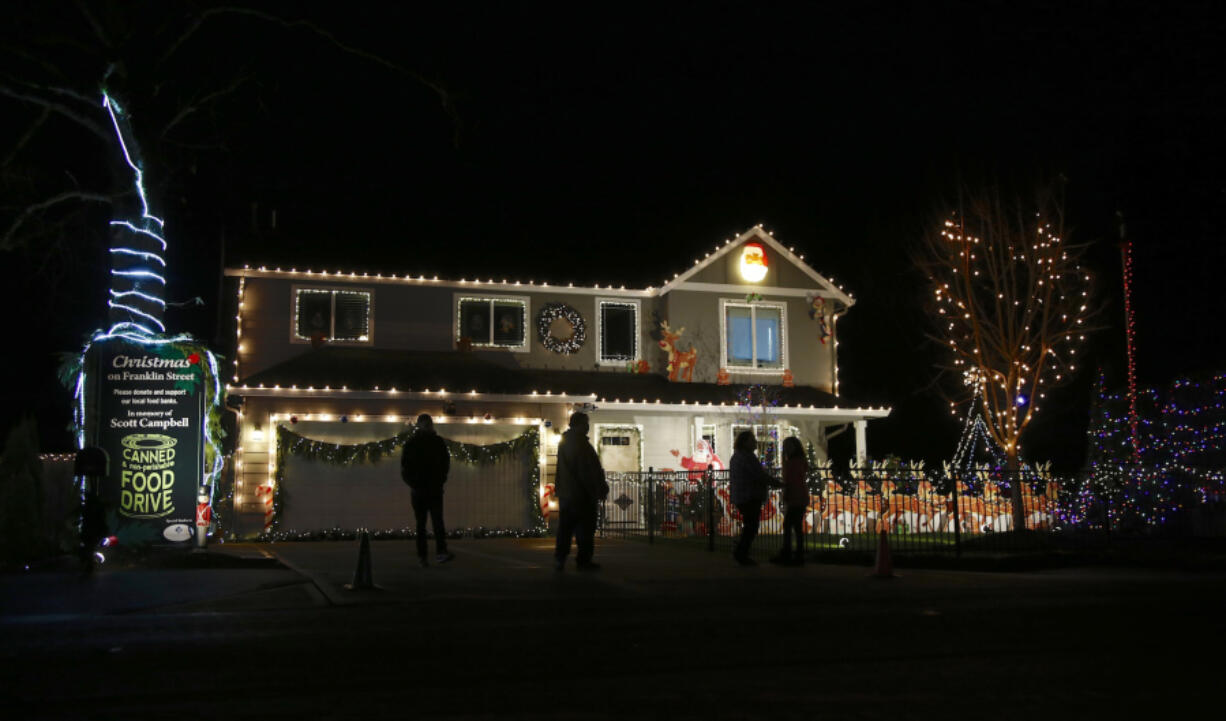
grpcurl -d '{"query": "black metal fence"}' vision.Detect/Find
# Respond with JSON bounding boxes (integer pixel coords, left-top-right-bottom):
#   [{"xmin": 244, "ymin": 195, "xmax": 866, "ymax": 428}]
[{"xmin": 598, "ymin": 467, "xmax": 1226, "ymax": 559}]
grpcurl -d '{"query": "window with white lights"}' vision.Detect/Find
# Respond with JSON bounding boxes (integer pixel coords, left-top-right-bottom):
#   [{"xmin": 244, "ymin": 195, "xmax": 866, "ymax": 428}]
[
  {"xmin": 596, "ymin": 299, "xmax": 640, "ymax": 364},
  {"xmin": 721, "ymin": 299, "xmax": 786, "ymax": 371},
  {"xmin": 293, "ymin": 287, "xmax": 372, "ymax": 343},
  {"xmin": 457, "ymin": 296, "xmax": 528, "ymax": 350}
]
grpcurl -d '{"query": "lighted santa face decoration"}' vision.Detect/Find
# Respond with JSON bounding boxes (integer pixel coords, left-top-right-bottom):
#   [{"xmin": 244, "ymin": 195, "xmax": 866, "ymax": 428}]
[{"xmin": 739, "ymin": 242, "xmax": 769, "ymax": 282}]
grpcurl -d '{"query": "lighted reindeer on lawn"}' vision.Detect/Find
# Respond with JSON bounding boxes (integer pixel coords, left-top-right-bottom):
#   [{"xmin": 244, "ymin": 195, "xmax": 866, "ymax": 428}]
[
  {"xmin": 658, "ymin": 320, "xmax": 697, "ymax": 382},
  {"xmin": 880, "ymin": 461, "xmax": 945, "ymax": 533}
]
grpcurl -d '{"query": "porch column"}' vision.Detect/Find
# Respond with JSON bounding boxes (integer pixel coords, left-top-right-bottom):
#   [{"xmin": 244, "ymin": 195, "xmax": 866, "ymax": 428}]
[{"xmin": 854, "ymin": 419, "xmax": 868, "ymax": 463}]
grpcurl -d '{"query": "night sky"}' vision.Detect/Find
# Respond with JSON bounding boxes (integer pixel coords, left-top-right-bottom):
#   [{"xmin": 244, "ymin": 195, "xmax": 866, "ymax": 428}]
[{"xmin": 3, "ymin": 2, "xmax": 1224, "ymax": 470}]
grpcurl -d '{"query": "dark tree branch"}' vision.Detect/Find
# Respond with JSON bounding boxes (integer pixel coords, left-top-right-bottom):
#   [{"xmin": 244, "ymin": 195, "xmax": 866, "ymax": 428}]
[
  {"xmin": 2, "ymin": 107, "xmax": 49, "ymax": 167},
  {"xmin": 1, "ymin": 190, "xmax": 118, "ymax": 251},
  {"xmin": 158, "ymin": 138, "xmax": 230, "ymax": 152},
  {"xmin": 35, "ymin": 82, "xmax": 103, "ymax": 108},
  {"xmin": 2, "ymin": 46, "xmax": 70, "ymax": 83},
  {"xmin": 160, "ymin": 6, "xmax": 461, "ymax": 145},
  {"xmin": 160, "ymin": 74, "xmax": 250, "ymax": 140},
  {"xmin": 0, "ymin": 83, "xmax": 109, "ymax": 142},
  {"xmin": 73, "ymin": 0, "xmax": 114, "ymax": 50}
]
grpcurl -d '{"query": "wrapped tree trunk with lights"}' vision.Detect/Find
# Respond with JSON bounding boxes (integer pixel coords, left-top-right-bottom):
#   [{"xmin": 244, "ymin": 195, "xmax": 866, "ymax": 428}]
[{"xmin": 920, "ymin": 181, "xmax": 1096, "ymax": 531}]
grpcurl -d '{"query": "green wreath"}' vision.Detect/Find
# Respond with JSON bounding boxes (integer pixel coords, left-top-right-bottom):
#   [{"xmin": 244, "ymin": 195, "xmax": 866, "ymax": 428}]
[{"xmin": 536, "ymin": 303, "xmax": 586, "ymax": 354}]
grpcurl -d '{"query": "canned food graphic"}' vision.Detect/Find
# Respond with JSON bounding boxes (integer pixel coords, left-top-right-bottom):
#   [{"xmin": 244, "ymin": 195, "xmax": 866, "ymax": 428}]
[{"xmin": 119, "ymin": 434, "xmax": 179, "ymax": 518}]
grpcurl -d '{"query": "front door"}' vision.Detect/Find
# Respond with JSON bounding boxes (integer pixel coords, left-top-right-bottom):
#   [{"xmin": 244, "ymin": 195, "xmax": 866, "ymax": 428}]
[
  {"xmin": 597, "ymin": 426, "xmax": 641, "ymax": 473},
  {"xmin": 596, "ymin": 426, "xmax": 643, "ymax": 531}
]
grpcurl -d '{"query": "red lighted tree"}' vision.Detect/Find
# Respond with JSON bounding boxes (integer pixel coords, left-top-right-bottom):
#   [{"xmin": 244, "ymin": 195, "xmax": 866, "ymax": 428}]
[{"xmin": 920, "ymin": 181, "xmax": 1096, "ymax": 530}]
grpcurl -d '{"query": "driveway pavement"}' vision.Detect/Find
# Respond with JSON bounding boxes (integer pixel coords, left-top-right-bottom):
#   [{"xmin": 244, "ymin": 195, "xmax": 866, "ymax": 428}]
[
  {"xmin": 2, "ymin": 538, "xmax": 1221, "ymax": 719},
  {"xmin": 5, "ymin": 535, "xmax": 1221, "ymax": 615}
]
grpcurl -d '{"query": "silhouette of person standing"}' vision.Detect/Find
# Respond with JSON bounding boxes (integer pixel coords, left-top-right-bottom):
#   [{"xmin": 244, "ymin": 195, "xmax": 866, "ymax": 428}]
[
  {"xmin": 401, "ymin": 414, "xmax": 454, "ymax": 566},
  {"xmin": 553, "ymin": 412, "xmax": 609, "ymax": 571},
  {"xmin": 730, "ymin": 430, "xmax": 781, "ymax": 565},
  {"xmin": 771, "ymin": 436, "xmax": 809, "ymax": 566}
]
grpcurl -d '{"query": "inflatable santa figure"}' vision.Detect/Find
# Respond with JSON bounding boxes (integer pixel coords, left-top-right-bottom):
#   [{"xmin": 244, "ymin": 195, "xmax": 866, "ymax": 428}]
[
  {"xmin": 669, "ymin": 440, "xmax": 727, "ymax": 531},
  {"xmin": 672, "ymin": 439, "xmax": 725, "ymax": 479}
]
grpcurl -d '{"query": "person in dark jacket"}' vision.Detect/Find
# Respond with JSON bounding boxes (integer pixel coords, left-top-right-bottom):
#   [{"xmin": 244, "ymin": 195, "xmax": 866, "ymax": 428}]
[
  {"xmin": 770, "ymin": 436, "xmax": 809, "ymax": 566},
  {"xmin": 401, "ymin": 414, "xmax": 454, "ymax": 566},
  {"xmin": 729, "ymin": 430, "xmax": 782, "ymax": 565},
  {"xmin": 553, "ymin": 412, "xmax": 609, "ymax": 571}
]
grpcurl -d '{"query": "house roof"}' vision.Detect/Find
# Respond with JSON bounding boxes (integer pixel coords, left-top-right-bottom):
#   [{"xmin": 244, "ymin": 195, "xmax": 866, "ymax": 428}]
[
  {"xmin": 233, "ymin": 346, "xmax": 858, "ymax": 410},
  {"xmin": 223, "ymin": 225, "xmax": 856, "ymax": 304}
]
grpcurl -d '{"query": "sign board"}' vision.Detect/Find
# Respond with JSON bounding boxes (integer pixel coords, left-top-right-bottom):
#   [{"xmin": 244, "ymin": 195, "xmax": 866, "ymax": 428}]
[{"xmin": 91, "ymin": 338, "xmax": 203, "ymax": 545}]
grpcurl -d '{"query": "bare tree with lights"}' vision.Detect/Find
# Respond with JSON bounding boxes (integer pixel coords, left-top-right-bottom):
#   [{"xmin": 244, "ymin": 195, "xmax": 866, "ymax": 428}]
[{"xmin": 920, "ymin": 180, "xmax": 1096, "ymax": 530}]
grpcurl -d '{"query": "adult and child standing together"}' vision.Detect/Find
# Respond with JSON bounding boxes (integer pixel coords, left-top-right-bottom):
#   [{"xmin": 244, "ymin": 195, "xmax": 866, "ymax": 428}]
[{"xmin": 403, "ymin": 412, "xmax": 807, "ymax": 570}]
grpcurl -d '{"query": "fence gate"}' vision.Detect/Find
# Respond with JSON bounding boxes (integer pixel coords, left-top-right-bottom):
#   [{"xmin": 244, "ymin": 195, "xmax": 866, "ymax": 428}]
[{"xmin": 603, "ymin": 472, "xmax": 646, "ymax": 532}]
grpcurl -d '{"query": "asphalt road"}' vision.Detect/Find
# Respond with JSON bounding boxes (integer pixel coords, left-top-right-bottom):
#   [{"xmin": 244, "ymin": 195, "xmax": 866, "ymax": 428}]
[{"xmin": 2, "ymin": 539, "xmax": 1220, "ymax": 720}]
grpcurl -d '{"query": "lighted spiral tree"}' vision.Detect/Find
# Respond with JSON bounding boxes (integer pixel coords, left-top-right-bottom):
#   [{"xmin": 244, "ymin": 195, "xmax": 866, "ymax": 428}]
[
  {"xmin": 101, "ymin": 91, "xmax": 168, "ymax": 337},
  {"xmin": 920, "ymin": 181, "xmax": 1097, "ymax": 530}
]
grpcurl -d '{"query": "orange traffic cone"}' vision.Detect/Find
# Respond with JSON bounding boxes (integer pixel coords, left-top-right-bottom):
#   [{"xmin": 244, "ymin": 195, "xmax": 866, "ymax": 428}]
[
  {"xmin": 344, "ymin": 530, "xmax": 380, "ymax": 591},
  {"xmin": 871, "ymin": 529, "xmax": 895, "ymax": 579}
]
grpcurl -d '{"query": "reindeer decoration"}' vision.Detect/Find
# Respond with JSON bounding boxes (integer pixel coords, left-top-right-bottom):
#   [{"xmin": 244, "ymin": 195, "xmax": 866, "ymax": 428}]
[
  {"xmin": 693, "ymin": 455, "xmax": 1067, "ymax": 539},
  {"xmin": 657, "ymin": 320, "xmax": 698, "ymax": 382}
]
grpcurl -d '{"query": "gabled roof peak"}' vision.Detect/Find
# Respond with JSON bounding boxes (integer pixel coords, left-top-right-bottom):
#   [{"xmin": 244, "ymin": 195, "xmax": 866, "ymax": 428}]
[{"xmin": 658, "ymin": 225, "xmax": 854, "ymax": 305}]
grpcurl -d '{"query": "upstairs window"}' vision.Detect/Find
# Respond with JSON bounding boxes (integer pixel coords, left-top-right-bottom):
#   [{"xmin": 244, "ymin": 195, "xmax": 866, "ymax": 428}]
[
  {"xmin": 294, "ymin": 288, "xmax": 372, "ymax": 343},
  {"xmin": 722, "ymin": 300, "xmax": 786, "ymax": 371},
  {"xmin": 597, "ymin": 299, "xmax": 640, "ymax": 364},
  {"xmin": 457, "ymin": 296, "xmax": 528, "ymax": 350}
]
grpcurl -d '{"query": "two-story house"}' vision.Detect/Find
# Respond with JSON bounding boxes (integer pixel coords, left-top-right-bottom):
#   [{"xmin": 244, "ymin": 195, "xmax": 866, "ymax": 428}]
[{"xmin": 223, "ymin": 226, "xmax": 889, "ymax": 536}]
